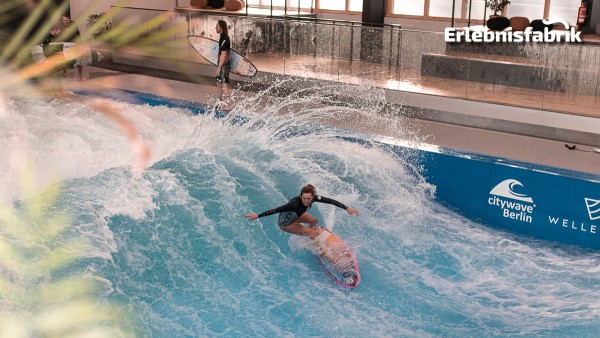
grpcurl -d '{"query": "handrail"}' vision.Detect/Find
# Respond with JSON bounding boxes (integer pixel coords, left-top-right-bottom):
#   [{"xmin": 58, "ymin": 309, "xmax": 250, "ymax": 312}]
[
  {"xmin": 116, "ymin": 5, "xmax": 401, "ymax": 32},
  {"xmin": 279, "ymin": 16, "xmax": 401, "ymax": 29},
  {"xmin": 112, "ymin": 5, "xmax": 174, "ymax": 12},
  {"xmin": 170, "ymin": 4, "xmax": 400, "ymax": 29}
]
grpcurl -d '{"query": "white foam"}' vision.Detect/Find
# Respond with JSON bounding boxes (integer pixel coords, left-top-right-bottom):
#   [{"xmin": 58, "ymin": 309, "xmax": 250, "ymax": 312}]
[{"xmin": 0, "ymin": 96, "xmax": 200, "ymax": 202}]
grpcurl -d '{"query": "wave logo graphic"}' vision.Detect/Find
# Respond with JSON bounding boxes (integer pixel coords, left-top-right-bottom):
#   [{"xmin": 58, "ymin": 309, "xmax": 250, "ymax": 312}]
[
  {"xmin": 542, "ymin": 19, "xmax": 570, "ymax": 30},
  {"xmin": 584, "ymin": 198, "xmax": 600, "ymax": 220},
  {"xmin": 489, "ymin": 179, "xmax": 533, "ymax": 203}
]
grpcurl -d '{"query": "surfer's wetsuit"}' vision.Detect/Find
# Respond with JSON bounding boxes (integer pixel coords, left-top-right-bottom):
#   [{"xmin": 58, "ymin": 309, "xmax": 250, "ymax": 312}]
[
  {"xmin": 217, "ymin": 32, "xmax": 231, "ymax": 83},
  {"xmin": 257, "ymin": 195, "xmax": 348, "ymax": 227}
]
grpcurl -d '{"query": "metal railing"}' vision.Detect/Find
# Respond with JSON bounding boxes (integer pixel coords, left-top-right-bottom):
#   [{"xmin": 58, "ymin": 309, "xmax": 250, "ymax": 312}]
[{"xmin": 182, "ymin": 11, "xmax": 404, "ymax": 65}]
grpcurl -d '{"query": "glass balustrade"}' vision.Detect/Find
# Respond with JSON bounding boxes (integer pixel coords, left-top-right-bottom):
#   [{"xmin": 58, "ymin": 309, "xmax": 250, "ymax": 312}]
[{"xmin": 107, "ymin": 6, "xmax": 600, "ymax": 117}]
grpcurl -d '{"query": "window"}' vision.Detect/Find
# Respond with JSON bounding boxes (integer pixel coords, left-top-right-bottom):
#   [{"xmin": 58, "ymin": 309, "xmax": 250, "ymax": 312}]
[
  {"xmin": 319, "ymin": 0, "xmax": 363, "ymax": 11},
  {"xmin": 504, "ymin": 0, "xmax": 544, "ymax": 20},
  {"xmin": 467, "ymin": 0, "xmax": 487, "ymax": 20},
  {"xmin": 548, "ymin": 0, "xmax": 580, "ymax": 25},
  {"xmin": 246, "ymin": 0, "xmax": 312, "ymax": 8},
  {"xmin": 246, "ymin": 0, "xmax": 363, "ymax": 12},
  {"xmin": 319, "ymin": 0, "xmax": 346, "ymax": 11},
  {"xmin": 348, "ymin": 0, "xmax": 363, "ymax": 12},
  {"xmin": 392, "ymin": 0, "xmax": 425, "ymax": 16},
  {"xmin": 428, "ymin": 0, "xmax": 461, "ymax": 18},
  {"xmin": 296, "ymin": 0, "xmax": 314, "ymax": 8},
  {"xmin": 249, "ymin": 0, "xmax": 575, "ymax": 19},
  {"xmin": 391, "ymin": 0, "xmax": 561, "ymax": 22}
]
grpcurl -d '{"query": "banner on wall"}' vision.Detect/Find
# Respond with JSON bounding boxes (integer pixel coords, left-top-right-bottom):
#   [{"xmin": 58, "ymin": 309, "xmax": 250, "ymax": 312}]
[{"xmin": 389, "ymin": 143, "xmax": 600, "ymax": 250}]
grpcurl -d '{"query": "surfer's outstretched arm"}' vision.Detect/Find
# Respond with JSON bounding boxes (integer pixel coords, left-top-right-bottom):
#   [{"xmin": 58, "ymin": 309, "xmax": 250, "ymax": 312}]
[
  {"xmin": 245, "ymin": 199, "xmax": 297, "ymax": 221},
  {"xmin": 248, "ymin": 203, "xmax": 293, "ymax": 219},
  {"xmin": 314, "ymin": 196, "xmax": 360, "ymax": 216}
]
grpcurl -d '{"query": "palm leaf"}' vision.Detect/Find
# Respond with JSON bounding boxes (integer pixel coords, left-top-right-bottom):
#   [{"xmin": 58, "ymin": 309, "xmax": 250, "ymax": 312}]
[{"xmin": 0, "ymin": 167, "xmax": 136, "ymax": 336}]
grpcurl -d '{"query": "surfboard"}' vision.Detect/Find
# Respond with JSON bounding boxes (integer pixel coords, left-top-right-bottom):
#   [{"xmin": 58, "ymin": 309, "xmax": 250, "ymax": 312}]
[
  {"xmin": 32, "ymin": 42, "xmax": 104, "ymax": 66},
  {"xmin": 61, "ymin": 43, "xmax": 104, "ymax": 66},
  {"xmin": 312, "ymin": 227, "xmax": 360, "ymax": 288},
  {"xmin": 188, "ymin": 35, "xmax": 257, "ymax": 78}
]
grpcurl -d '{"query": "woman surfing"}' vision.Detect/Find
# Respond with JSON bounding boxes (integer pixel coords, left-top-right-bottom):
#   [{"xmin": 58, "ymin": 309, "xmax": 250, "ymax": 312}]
[{"xmin": 245, "ymin": 184, "xmax": 359, "ymax": 239}]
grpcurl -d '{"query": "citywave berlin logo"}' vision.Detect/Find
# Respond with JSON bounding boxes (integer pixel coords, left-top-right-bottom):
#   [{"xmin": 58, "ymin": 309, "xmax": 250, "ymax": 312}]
[
  {"xmin": 488, "ymin": 179, "xmax": 535, "ymax": 223},
  {"xmin": 445, "ymin": 18, "xmax": 582, "ymax": 43}
]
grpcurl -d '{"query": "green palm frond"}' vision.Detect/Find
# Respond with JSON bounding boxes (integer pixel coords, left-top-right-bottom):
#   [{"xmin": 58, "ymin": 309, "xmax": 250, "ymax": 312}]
[
  {"xmin": 1, "ymin": 0, "xmax": 66, "ymax": 63},
  {"xmin": 0, "ymin": 2, "xmax": 196, "ymax": 336},
  {"xmin": 0, "ymin": 164, "xmax": 136, "ymax": 337},
  {"xmin": 0, "ymin": 0, "xmax": 188, "ymax": 84}
]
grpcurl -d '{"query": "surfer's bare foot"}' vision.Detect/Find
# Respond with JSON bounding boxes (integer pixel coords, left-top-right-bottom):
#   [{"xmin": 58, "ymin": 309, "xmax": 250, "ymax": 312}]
[
  {"xmin": 309, "ymin": 226, "xmax": 323, "ymax": 239},
  {"xmin": 216, "ymin": 97, "xmax": 232, "ymax": 111},
  {"xmin": 215, "ymin": 101, "xmax": 230, "ymax": 111}
]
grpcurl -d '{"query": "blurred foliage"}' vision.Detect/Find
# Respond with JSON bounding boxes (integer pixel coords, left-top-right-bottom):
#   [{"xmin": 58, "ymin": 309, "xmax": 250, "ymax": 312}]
[
  {"xmin": 0, "ymin": 0, "xmax": 184, "ymax": 169},
  {"xmin": 85, "ymin": 12, "xmax": 112, "ymax": 36},
  {"xmin": 0, "ymin": 165, "xmax": 137, "ymax": 337},
  {"xmin": 0, "ymin": 0, "xmax": 188, "ymax": 87},
  {"xmin": 0, "ymin": 1, "xmax": 173, "ymax": 336}
]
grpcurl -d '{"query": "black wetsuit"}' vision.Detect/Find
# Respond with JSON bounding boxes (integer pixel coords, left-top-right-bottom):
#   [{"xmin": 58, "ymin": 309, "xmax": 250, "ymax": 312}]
[
  {"xmin": 257, "ymin": 195, "xmax": 348, "ymax": 226},
  {"xmin": 217, "ymin": 32, "xmax": 231, "ymax": 83}
]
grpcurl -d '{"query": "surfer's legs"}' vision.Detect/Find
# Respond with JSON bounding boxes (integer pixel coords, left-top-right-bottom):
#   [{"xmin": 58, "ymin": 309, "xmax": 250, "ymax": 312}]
[
  {"xmin": 278, "ymin": 213, "xmax": 320, "ymax": 239},
  {"xmin": 76, "ymin": 65, "xmax": 84, "ymax": 81},
  {"xmin": 279, "ymin": 223, "xmax": 318, "ymax": 238},
  {"xmin": 217, "ymin": 82, "xmax": 230, "ymax": 100},
  {"xmin": 216, "ymin": 62, "xmax": 231, "ymax": 100},
  {"xmin": 296, "ymin": 213, "xmax": 318, "ymax": 228}
]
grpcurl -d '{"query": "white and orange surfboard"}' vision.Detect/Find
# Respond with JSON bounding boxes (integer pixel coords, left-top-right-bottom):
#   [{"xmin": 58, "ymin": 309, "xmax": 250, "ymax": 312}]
[
  {"xmin": 312, "ymin": 227, "xmax": 360, "ymax": 288},
  {"xmin": 188, "ymin": 35, "xmax": 257, "ymax": 77}
]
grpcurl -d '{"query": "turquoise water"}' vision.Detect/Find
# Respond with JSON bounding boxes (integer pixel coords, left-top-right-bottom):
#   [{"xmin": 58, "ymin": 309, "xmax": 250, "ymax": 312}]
[{"xmin": 2, "ymin": 85, "xmax": 600, "ymax": 337}]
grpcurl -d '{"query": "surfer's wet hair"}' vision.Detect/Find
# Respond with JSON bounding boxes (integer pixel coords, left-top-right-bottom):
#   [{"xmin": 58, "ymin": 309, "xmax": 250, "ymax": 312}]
[
  {"xmin": 217, "ymin": 20, "xmax": 228, "ymax": 35},
  {"xmin": 301, "ymin": 184, "xmax": 316, "ymax": 196}
]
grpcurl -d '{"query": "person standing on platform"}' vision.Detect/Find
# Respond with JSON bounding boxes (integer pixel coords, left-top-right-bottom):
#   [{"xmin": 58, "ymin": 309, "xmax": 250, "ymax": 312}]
[
  {"xmin": 60, "ymin": 13, "xmax": 84, "ymax": 80},
  {"xmin": 215, "ymin": 20, "xmax": 231, "ymax": 102}
]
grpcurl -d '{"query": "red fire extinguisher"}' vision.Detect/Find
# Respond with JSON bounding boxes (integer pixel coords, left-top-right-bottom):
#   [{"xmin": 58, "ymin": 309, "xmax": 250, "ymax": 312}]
[{"xmin": 577, "ymin": 0, "xmax": 589, "ymax": 26}]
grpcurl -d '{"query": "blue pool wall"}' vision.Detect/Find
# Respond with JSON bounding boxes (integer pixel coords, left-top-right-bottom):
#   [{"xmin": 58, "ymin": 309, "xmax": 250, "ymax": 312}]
[
  {"xmin": 80, "ymin": 89, "xmax": 600, "ymax": 250},
  {"xmin": 404, "ymin": 145, "xmax": 600, "ymax": 250}
]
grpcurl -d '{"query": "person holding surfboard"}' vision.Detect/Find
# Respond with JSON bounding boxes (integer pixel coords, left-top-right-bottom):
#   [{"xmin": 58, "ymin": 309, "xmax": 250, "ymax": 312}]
[
  {"xmin": 215, "ymin": 20, "xmax": 231, "ymax": 101},
  {"xmin": 245, "ymin": 184, "xmax": 360, "ymax": 239}
]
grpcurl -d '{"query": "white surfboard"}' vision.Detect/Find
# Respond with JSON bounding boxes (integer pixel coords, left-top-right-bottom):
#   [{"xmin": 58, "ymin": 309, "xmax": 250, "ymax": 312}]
[
  {"xmin": 61, "ymin": 42, "xmax": 104, "ymax": 66},
  {"xmin": 312, "ymin": 227, "xmax": 360, "ymax": 288},
  {"xmin": 188, "ymin": 35, "xmax": 257, "ymax": 77},
  {"xmin": 32, "ymin": 42, "xmax": 104, "ymax": 66}
]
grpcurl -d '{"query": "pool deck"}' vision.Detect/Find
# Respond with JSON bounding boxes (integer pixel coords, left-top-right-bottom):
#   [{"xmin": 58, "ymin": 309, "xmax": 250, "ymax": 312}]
[{"xmin": 62, "ymin": 66, "xmax": 600, "ymax": 176}]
